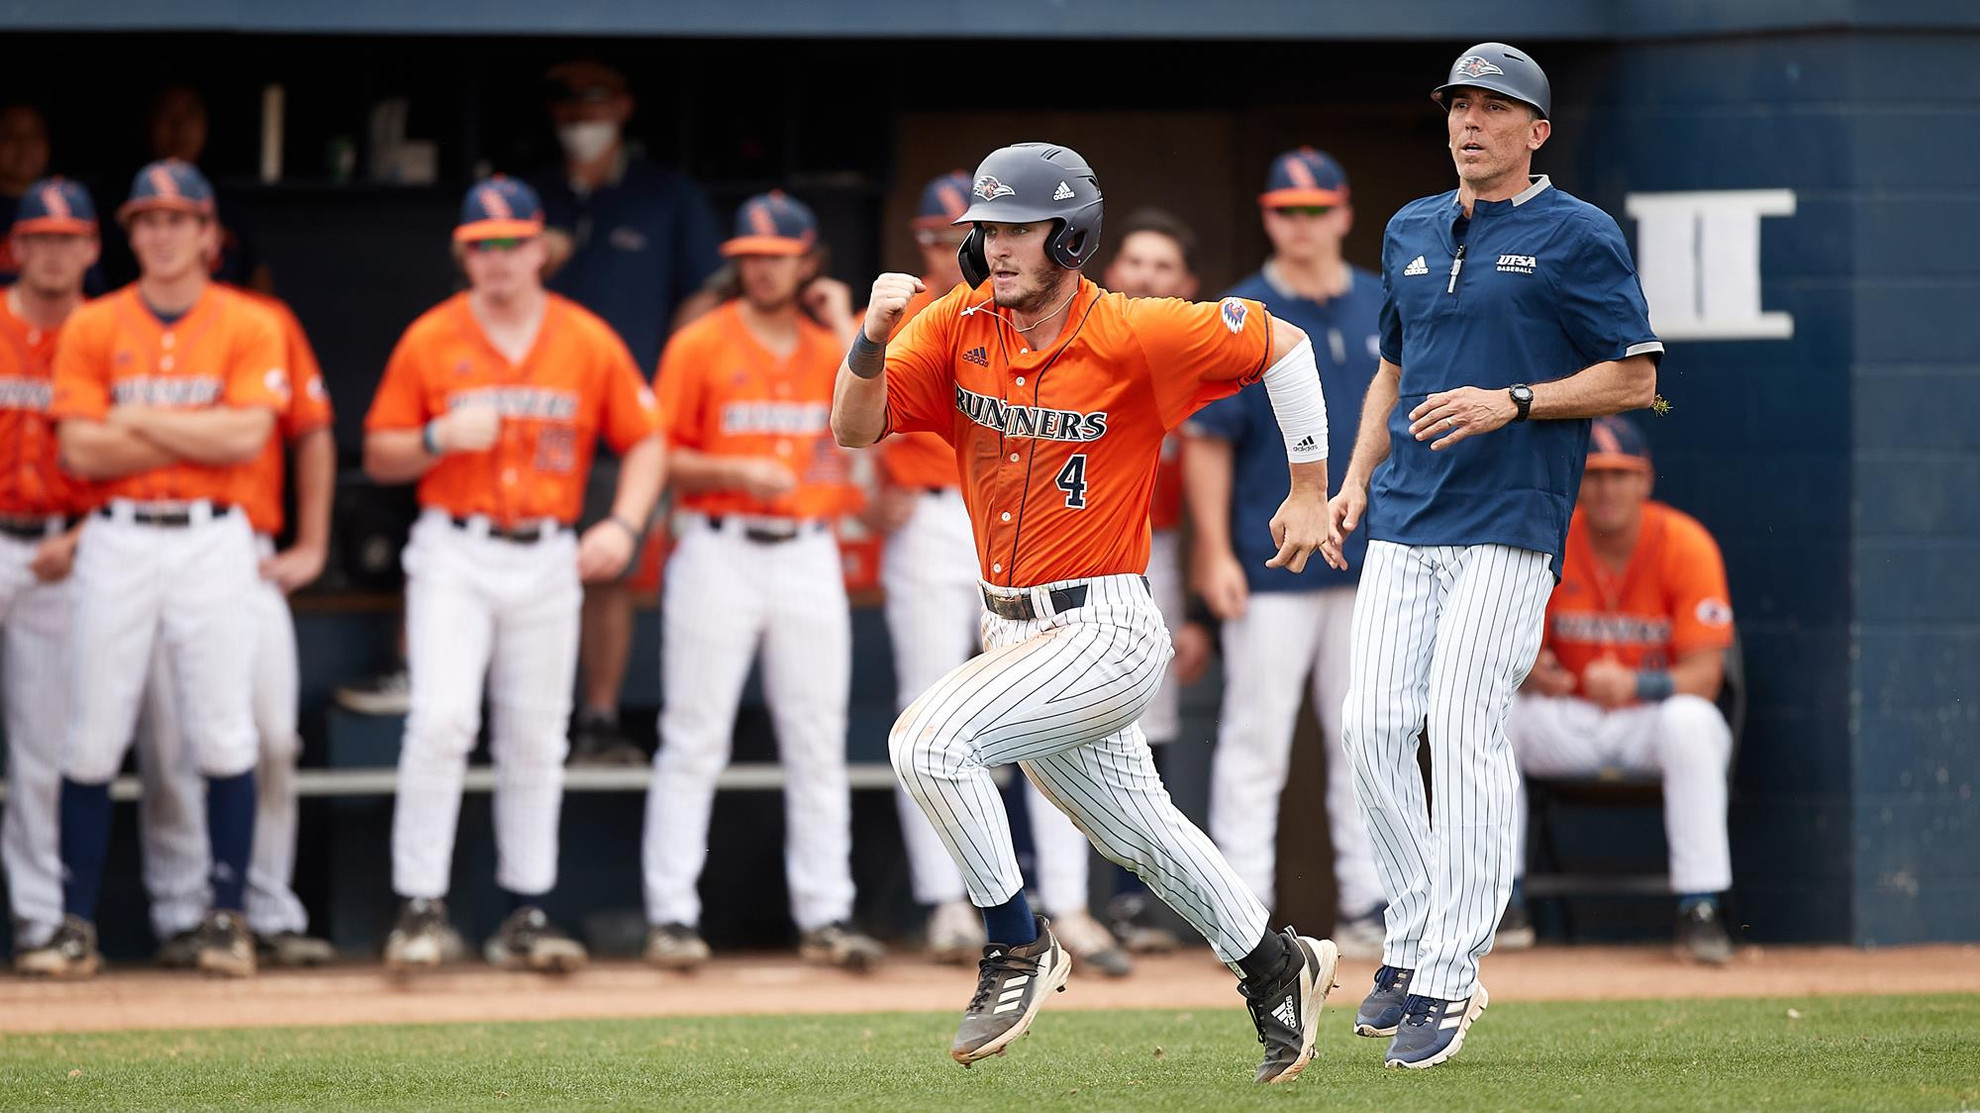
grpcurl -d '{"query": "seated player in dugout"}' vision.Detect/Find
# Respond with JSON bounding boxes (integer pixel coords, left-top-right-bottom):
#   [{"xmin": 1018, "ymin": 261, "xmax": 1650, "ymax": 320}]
[
  {"xmin": 640, "ymin": 190, "xmax": 887, "ymax": 974},
  {"xmin": 834, "ymin": 142, "xmax": 1340, "ymax": 1084},
  {"xmin": 1505, "ymin": 416, "xmax": 1737, "ymax": 964},
  {"xmin": 363, "ymin": 176, "xmax": 665, "ymax": 975}
]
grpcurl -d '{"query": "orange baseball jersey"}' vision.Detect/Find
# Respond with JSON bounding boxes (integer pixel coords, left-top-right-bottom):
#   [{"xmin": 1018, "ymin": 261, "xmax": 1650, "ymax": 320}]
[
  {"xmin": 880, "ymin": 283, "xmax": 962, "ymax": 491},
  {"xmin": 51, "ymin": 283, "xmax": 287, "ymax": 507},
  {"xmin": 1544, "ymin": 500, "xmax": 1734, "ymax": 685},
  {"xmin": 0, "ymin": 296, "xmax": 85, "ymax": 518},
  {"xmin": 657, "ymin": 300, "xmax": 860, "ymax": 521},
  {"xmin": 230, "ymin": 287, "xmax": 333, "ymax": 536},
  {"xmin": 883, "ymin": 278, "xmax": 1273, "ymax": 586},
  {"xmin": 366, "ymin": 293, "xmax": 659, "ymax": 527}
]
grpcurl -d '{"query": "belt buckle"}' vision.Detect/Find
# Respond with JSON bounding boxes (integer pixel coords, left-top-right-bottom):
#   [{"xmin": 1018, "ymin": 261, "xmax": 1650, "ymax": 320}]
[
  {"xmin": 743, "ymin": 519, "xmax": 800, "ymax": 544},
  {"xmin": 980, "ymin": 587, "xmax": 1032, "ymax": 622}
]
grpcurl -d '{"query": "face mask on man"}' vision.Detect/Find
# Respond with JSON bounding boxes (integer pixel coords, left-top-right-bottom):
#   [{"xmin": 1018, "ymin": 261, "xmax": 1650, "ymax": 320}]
[{"xmin": 557, "ymin": 120, "xmax": 619, "ymax": 163}]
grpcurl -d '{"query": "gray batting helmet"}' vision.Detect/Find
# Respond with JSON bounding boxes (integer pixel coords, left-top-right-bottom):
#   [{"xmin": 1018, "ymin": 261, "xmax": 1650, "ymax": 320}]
[
  {"xmin": 952, "ymin": 142, "xmax": 1104, "ymax": 287},
  {"xmin": 1431, "ymin": 42, "xmax": 1551, "ymax": 120}
]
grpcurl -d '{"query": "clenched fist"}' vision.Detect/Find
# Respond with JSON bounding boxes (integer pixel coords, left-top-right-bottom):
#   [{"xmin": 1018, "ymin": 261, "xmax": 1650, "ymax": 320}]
[
  {"xmin": 434, "ymin": 404, "xmax": 501, "ymax": 454},
  {"xmin": 863, "ymin": 273, "xmax": 926, "ymax": 343}
]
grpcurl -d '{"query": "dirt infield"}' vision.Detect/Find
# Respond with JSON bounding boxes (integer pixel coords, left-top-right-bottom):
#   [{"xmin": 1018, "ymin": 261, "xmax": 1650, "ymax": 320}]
[{"xmin": 3, "ymin": 944, "xmax": 1975, "ymax": 1034}]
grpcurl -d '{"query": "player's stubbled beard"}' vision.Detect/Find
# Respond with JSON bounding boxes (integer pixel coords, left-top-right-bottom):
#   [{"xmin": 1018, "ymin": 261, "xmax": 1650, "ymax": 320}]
[
  {"xmin": 739, "ymin": 255, "xmax": 807, "ymax": 314},
  {"xmin": 991, "ymin": 251, "xmax": 1073, "ymax": 315}
]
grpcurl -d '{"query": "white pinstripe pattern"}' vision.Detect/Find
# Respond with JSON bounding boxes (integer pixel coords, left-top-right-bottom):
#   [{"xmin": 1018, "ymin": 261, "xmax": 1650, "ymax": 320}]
[
  {"xmin": 137, "ymin": 535, "xmax": 311, "ymax": 937},
  {"xmin": 1138, "ymin": 528, "xmax": 1186, "ymax": 745},
  {"xmin": 0, "ymin": 533, "xmax": 71, "ymax": 947},
  {"xmin": 643, "ymin": 520, "xmax": 856, "ymax": 932},
  {"xmin": 1341, "ymin": 540, "xmax": 1553, "ymax": 1000},
  {"xmin": 890, "ymin": 573, "xmax": 1270, "ymax": 964},
  {"xmin": 393, "ymin": 511, "xmax": 581, "ymax": 899}
]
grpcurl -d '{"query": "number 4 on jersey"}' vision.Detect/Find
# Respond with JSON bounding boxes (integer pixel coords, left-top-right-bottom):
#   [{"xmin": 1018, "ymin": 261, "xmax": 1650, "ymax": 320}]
[{"xmin": 1056, "ymin": 453, "xmax": 1089, "ymax": 509}]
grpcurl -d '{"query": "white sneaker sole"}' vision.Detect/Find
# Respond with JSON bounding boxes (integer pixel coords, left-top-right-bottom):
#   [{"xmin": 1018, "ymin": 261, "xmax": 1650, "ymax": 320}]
[
  {"xmin": 952, "ymin": 941, "xmax": 1073, "ymax": 1065},
  {"xmin": 1263, "ymin": 936, "xmax": 1340, "ymax": 1085},
  {"xmin": 1386, "ymin": 985, "xmax": 1488, "ymax": 1069}
]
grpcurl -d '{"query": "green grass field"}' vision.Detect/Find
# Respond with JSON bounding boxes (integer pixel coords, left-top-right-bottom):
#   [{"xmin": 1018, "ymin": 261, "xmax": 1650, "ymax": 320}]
[{"xmin": 2, "ymin": 995, "xmax": 1974, "ymax": 1112}]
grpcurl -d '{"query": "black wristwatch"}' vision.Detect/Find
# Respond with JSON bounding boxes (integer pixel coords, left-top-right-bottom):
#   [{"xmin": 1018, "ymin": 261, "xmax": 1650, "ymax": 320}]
[{"xmin": 1508, "ymin": 383, "xmax": 1534, "ymax": 423}]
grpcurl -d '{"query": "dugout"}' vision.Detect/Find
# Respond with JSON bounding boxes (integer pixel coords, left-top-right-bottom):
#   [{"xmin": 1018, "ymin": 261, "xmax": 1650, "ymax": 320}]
[{"xmin": 1, "ymin": 1, "xmax": 1974, "ymax": 957}]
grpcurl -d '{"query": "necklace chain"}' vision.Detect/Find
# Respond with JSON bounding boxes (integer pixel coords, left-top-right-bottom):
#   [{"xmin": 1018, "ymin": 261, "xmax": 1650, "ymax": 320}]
[{"xmin": 1009, "ymin": 284, "xmax": 1079, "ymax": 335}]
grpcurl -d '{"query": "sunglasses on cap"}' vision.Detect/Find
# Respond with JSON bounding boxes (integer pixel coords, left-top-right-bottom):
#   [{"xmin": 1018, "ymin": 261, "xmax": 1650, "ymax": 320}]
[
  {"xmin": 1271, "ymin": 205, "xmax": 1336, "ymax": 218},
  {"xmin": 913, "ymin": 227, "xmax": 972, "ymax": 247},
  {"xmin": 465, "ymin": 237, "xmax": 533, "ymax": 253}
]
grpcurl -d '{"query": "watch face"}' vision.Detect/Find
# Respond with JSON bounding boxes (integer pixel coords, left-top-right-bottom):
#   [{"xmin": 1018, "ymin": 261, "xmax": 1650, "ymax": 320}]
[{"xmin": 1512, "ymin": 385, "xmax": 1533, "ymax": 403}]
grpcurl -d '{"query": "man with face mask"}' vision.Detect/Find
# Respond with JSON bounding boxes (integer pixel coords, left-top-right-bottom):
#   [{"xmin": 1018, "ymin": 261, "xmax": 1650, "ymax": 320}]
[{"xmin": 530, "ymin": 59, "xmax": 725, "ymax": 768}]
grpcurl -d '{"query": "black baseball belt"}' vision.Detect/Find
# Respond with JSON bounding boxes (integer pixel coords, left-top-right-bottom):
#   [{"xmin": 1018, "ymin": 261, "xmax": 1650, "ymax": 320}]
[
  {"xmin": 450, "ymin": 516, "xmax": 571, "ymax": 544},
  {"xmin": 0, "ymin": 514, "xmax": 75, "ymax": 540},
  {"xmin": 96, "ymin": 503, "xmax": 235, "ymax": 528},
  {"xmin": 706, "ymin": 516, "xmax": 819, "ymax": 545},
  {"xmin": 980, "ymin": 575, "xmax": 1153, "ymax": 623}
]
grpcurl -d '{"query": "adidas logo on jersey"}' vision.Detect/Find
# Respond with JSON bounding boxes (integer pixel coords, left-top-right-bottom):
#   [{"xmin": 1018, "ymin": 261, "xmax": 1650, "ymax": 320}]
[
  {"xmin": 963, "ymin": 346, "xmax": 989, "ymax": 366},
  {"xmin": 1403, "ymin": 255, "xmax": 1430, "ymax": 276},
  {"xmin": 1052, "ymin": 180, "xmax": 1075, "ymax": 201}
]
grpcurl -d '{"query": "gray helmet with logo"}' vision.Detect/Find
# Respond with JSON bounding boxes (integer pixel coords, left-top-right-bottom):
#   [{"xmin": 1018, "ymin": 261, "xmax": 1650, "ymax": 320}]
[
  {"xmin": 1431, "ymin": 42, "xmax": 1551, "ymax": 120},
  {"xmin": 952, "ymin": 142, "xmax": 1104, "ymax": 287}
]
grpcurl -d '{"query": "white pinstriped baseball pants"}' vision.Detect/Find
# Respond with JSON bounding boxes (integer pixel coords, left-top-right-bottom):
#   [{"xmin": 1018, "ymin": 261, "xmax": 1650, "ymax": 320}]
[
  {"xmin": 891, "ymin": 572, "xmax": 1270, "ymax": 965},
  {"xmin": 137, "ymin": 536, "xmax": 310, "ymax": 938},
  {"xmin": 393, "ymin": 511, "xmax": 581, "ymax": 900},
  {"xmin": 643, "ymin": 519, "xmax": 857, "ymax": 932},
  {"xmin": 881, "ymin": 491, "xmax": 1110, "ymax": 914},
  {"xmin": 0, "ymin": 531, "xmax": 71, "ymax": 948},
  {"xmin": 1341, "ymin": 540, "xmax": 1553, "ymax": 1000}
]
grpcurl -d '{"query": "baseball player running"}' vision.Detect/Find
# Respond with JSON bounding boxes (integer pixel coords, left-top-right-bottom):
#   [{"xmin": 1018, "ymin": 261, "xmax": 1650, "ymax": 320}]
[
  {"xmin": 834, "ymin": 142, "xmax": 1339, "ymax": 1084},
  {"xmin": 640, "ymin": 191, "xmax": 885, "ymax": 973},
  {"xmin": 135, "ymin": 284, "xmax": 336, "ymax": 968},
  {"xmin": 0, "ymin": 178, "xmax": 94, "ymax": 969},
  {"xmin": 1188, "ymin": 149, "xmax": 1385, "ymax": 956},
  {"xmin": 1324, "ymin": 44, "xmax": 1662, "ymax": 1068},
  {"xmin": 28, "ymin": 160, "xmax": 285, "ymax": 979},
  {"xmin": 874, "ymin": 171, "xmax": 1131, "ymax": 975},
  {"xmin": 364, "ymin": 176, "xmax": 664, "ymax": 973}
]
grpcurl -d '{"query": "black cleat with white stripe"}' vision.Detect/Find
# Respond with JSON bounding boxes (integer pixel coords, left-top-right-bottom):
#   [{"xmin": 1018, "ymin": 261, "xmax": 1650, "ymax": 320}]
[
  {"xmin": 1241, "ymin": 929, "xmax": 1341, "ymax": 1084},
  {"xmin": 950, "ymin": 916, "xmax": 1072, "ymax": 1065}
]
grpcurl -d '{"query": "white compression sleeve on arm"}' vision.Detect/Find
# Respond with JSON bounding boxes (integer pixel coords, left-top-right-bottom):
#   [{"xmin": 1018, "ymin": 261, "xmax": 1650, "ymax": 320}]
[{"xmin": 1260, "ymin": 337, "xmax": 1328, "ymax": 463}]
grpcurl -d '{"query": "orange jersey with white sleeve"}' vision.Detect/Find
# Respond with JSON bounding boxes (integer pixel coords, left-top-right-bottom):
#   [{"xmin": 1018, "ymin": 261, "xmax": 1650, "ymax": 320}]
[
  {"xmin": 364, "ymin": 292, "xmax": 660, "ymax": 526},
  {"xmin": 881, "ymin": 277, "xmax": 1272, "ymax": 586}
]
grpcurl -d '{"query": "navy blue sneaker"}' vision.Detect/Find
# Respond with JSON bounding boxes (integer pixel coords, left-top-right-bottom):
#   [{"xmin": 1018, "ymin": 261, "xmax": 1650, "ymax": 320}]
[
  {"xmin": 1384, "ymin": 987, "xmax": 1489, "ymax": 1069},
  {"xmin": 1354, "ymin": 964, "xmax": 1413, "ymax": 1037}
]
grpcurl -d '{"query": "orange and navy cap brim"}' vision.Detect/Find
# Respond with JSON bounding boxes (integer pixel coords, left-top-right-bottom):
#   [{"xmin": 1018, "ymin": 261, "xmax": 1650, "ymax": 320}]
[
  {"xmin": 1585, "ymin": 452, "xmax": 1652, "ymax": 473},
  {"xmin": 1259, "ymin": 187, "xmax": 1348, "ymax": 208},
  {"xmin": 11, "ymin": 216, "xmax": 97, "ymax": 236},
  {"xmin": 721, "ymin": 233, "xmax": 813, "ymax": 257},
  {"xmin": 115, "ymin": 196, "xmax": 214, "ymax": 224},
  {"xmin": 453, "ymin": 218, "xmax": 546, "ymax": 243}
]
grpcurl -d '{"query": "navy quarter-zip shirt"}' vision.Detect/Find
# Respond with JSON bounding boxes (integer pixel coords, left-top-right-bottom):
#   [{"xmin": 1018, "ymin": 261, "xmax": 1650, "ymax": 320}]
[{"xmin": 1370, "ymin": 175, "xmax": 1662, "ymax": 566}]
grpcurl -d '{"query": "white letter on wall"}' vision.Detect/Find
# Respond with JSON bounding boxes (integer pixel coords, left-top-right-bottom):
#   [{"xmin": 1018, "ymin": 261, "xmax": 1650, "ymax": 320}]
[{"xmin": 1624, "ymin": 189, "xmax": 1796, "ymax": 341}]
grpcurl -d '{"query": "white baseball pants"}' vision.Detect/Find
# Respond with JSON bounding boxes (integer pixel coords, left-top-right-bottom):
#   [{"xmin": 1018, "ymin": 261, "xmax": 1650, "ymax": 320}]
[
  {"xmin": 1341, "ymin": 540, "xmax": 1553, "ymax": 1001},
  {"xmin": 393, "ymin": 510, "xmax": 580, "ymax": 900},
  {"xmin": 63, "ymin": 503, "xmax": 259, "ymax": 785},
  {"xmin": 1210, "ymin": 585, "xmax": 1384, "ymax": 918},
  {"xmin": 1507, "ymin": 693, "xmax": 1733, "ymax": 893},
  {"xmin": 891, "ymin": 572, "xmax": 1270, "ymax": 966},
  {"xmin": 136, "ymin": 535, "xmax": 309, "ymax": 938},
  {"xmin": 0, "ymin": 527, "xmax": 71, "ymax": 948},
  {"xmin": 1138, "ymin": 527, "xmax": 1185, "ymax": 745},
  {"xmin": 643, "ymin": 518, "xmax": 857, "ymax": 932}
]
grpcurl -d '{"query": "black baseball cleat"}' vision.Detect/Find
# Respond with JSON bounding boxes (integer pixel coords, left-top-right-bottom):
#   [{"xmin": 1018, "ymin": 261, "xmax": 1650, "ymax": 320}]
[
  {"xmin": 950, "ymin": 917, "xmax": 1072, "ymax": 1065},
  {"xmin": 1240, "ymin": 929, "xmax": 1340, "ymax": 1084}
]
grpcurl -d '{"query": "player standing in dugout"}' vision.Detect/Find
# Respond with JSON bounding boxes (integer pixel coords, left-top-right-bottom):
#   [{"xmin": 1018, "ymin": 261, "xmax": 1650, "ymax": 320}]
[{"xmin": 833, "ymin": 142, "xmax": 1341, "ymax": 1085}]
